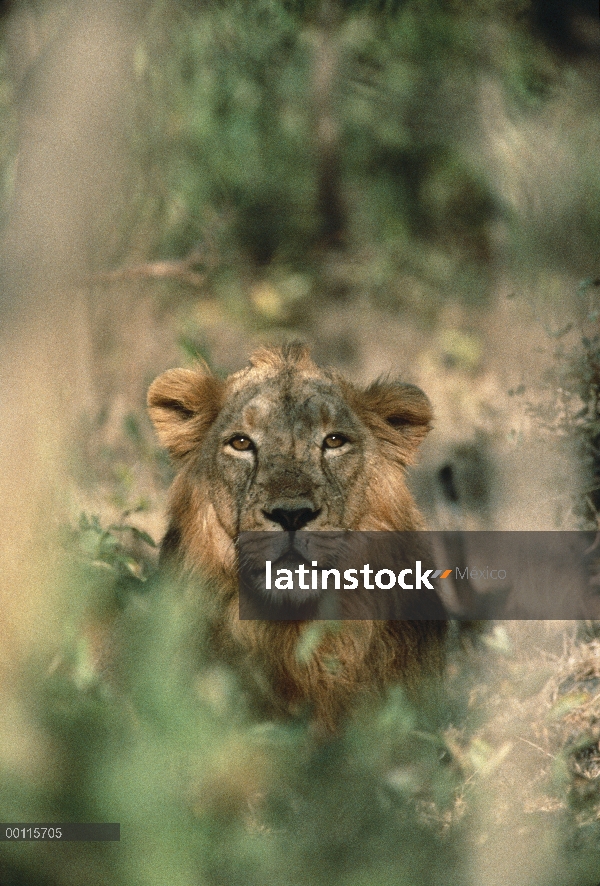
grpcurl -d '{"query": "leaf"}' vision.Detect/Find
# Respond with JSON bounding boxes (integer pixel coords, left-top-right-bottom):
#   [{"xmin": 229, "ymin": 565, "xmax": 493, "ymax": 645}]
[
  {"xmin": 109, "ymin": 525, "xmax": 157, "ymax": 547},
  {"xmin": 129, "ymin": 527, "xmax": 158, "ymax": 548},
  {"xmin": 321, "ymin": 655, "xmax": 341, "ymax": 675},
  {"xmin": 89, "ymin": 560, "xmax": 117, "ymax": 573},
  {"xmin": 295, "ymin": 622, "xmax": 342, "ymax": 664},
  {"xmin": 79, "ymin": 530, "xmax": 103, "ymax": 558},
  {"xmin": 548, "ymin": 691, "xmax": 590, "ymax": 721},
  {"xmin": 468, "ymin": 738, "xmax": 512, "ymax": 776},
  {"xmin": 122, "ymin": 558, "xmax": 145, "ymax": 580},
  {"xmin": 123, "ymin": 413, "xmax": 143, "ymax": 445},
  {"xmin": 482, "ymin": 625, "xmax": 512, "ymax": 655},
  {"xmin": 179, "ymin": 335, "xmax": 212, "ymax": 366}
]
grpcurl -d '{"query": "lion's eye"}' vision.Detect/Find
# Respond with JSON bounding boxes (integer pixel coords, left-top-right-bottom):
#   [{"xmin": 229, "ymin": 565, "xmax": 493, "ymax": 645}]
[
  {"xmin": 228, "ymin": 435, "xmax": 255, "ymax": 452},
  {"xmin": 323, "ymin": 433, "xmax": 348, "ymax": 450}
]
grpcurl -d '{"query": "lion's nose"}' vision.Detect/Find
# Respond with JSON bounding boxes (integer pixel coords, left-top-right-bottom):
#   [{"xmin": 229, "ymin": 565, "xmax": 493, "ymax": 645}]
[{"xmin": 263, "ymin": 506, "xmax": 321, "ymax": 531}]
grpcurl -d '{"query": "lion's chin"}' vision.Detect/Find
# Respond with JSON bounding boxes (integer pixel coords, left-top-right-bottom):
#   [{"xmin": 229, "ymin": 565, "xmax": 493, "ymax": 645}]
[{"xmin": 241, "ymin": 565, "xmax": 323, "ymax": 622}]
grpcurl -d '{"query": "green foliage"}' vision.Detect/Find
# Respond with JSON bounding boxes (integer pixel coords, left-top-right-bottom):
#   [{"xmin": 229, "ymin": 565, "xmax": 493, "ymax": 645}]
[
  {"xmin": 130, "ymin": 0, "xmax": 562, "ymax": 309},
  {"xmin": 1, "ymin": 0, "xmax": 594, "ymax": 314},
  {"xmin": 65, "ymin": 512, "xmax": 156, "ymax": 582},
  {"xmin": 5, "ymin": 519, "xmax": 600, "ymax": 884}
]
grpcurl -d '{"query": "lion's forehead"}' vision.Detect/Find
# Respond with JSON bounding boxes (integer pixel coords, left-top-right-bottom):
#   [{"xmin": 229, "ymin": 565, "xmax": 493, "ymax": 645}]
[
  {"xmin": 220, "ymin": 376, "xmax": 362, "ymax": 440},
  {"xmin": 227, "ymin": 360, "xmax": 323, "ymax": 392}
]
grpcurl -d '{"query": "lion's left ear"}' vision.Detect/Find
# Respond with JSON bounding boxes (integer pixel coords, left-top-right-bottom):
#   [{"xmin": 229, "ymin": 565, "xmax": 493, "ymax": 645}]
[
  {"xmin": 147, "ymin": 367, "xmax": 225, "ymax": 460},
  {"xmin": 352, "ymin": 380, "xmax": 433, "ymax": 462}
]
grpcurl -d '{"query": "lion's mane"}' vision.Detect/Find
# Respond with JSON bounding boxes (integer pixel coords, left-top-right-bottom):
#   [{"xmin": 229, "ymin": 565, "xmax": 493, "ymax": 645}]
[{"xmin": 148, "ymin": 344, "xmax": 446, "ymax": 729}]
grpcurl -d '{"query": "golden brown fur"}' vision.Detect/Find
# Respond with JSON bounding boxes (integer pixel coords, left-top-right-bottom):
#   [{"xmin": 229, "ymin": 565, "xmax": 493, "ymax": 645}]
[{"xmin": 148, "ymin": 344, "xmax": 446, "ymax": 729}]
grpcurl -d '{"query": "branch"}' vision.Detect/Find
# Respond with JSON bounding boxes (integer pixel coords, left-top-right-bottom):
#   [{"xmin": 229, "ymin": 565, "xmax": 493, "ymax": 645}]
[{"xmin": 87, "ymin": 257, "xmax": 208, "ymax": 289}]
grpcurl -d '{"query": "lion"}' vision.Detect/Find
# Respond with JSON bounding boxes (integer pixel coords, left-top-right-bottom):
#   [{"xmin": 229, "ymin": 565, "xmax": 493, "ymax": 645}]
[{"xmin": 148, "ymin": 343, "xmax": 446, "ymax": 730}]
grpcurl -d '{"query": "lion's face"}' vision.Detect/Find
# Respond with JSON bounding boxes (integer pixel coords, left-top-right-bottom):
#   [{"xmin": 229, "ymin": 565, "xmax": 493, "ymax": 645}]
[
  {"xmin": 208, "ymin": 371, "xmax": 373, "ymax": 534},
  {"xmin": 148, "ymin": 344, "xmax": 433, "ymax": 572}
]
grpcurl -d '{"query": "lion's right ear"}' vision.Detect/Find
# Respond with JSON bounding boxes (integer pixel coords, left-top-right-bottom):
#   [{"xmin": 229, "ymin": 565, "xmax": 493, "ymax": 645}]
[{"xmin": 147, "ymin": 368, "xmax": 225, "ymax": 460}]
